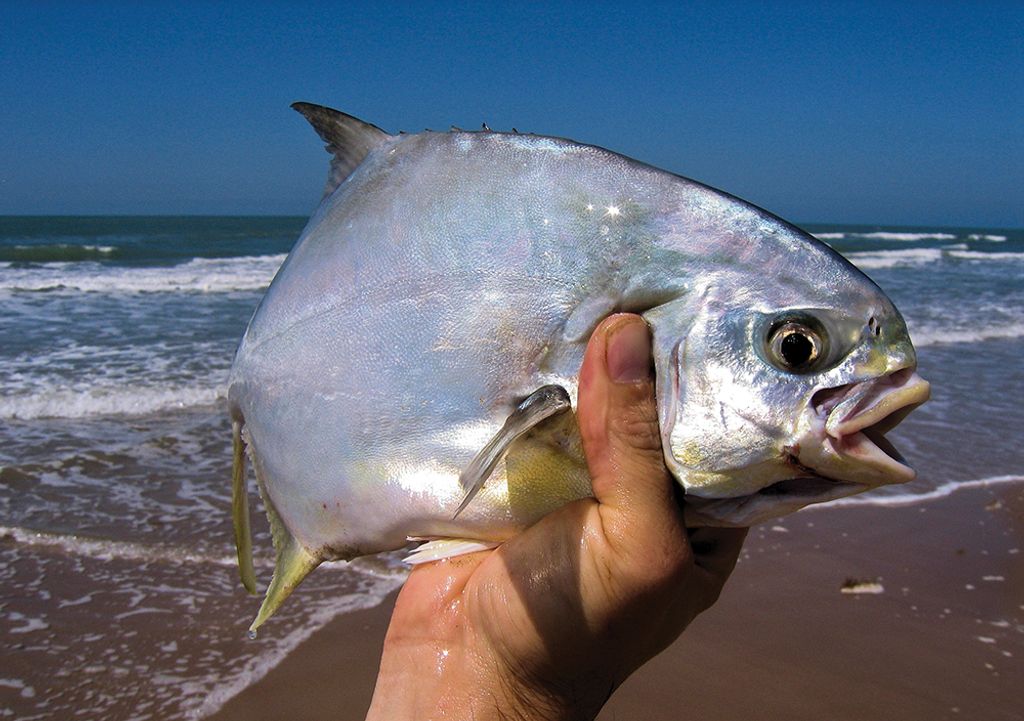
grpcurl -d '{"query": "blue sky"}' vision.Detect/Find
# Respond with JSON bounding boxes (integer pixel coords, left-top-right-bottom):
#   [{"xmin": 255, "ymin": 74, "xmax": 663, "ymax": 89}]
[{"xmin": 1, "ymin": 1, "xmax": 1021, "ymax": 226}]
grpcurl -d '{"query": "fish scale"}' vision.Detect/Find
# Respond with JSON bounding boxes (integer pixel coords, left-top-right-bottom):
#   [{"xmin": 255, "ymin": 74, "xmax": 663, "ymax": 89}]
[{"xmin": 228, "ymin": 103, "xmax": 928, "ymax": 631}]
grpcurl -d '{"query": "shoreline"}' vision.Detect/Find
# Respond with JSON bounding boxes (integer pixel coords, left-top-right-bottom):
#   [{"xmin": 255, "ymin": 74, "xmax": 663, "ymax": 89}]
[{"xmin": 208, "ymin": 481, "xmax": 1023, "ymax": 721}]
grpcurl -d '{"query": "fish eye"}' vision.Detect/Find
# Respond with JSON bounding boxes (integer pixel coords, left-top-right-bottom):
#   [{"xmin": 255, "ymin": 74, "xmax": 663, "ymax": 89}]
[{"xmin": 766, "ymin": 320, "xmax": 824, "ymax": 372}]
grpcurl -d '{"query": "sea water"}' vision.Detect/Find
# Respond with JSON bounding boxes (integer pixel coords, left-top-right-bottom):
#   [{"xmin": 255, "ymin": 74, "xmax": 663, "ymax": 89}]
[{"xmin": 1, "ymin": 216, "xmax": 1022, "ymax": 719}]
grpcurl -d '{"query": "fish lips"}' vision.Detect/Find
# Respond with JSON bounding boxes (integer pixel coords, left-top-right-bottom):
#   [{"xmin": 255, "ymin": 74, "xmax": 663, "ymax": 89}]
[
  {"xmin": 801, "ymin": 367, "xmax": 931, "ymax": 486},
  {"xmin": 682, "ymin": 368, "xmax": 930, "ymax": 528}
]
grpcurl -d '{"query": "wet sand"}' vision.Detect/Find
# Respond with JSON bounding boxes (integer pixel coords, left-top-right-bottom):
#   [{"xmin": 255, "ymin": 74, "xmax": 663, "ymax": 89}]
[{"xmin": 209, "ymin": 483, "xmax": 1023, "ymax": 721}]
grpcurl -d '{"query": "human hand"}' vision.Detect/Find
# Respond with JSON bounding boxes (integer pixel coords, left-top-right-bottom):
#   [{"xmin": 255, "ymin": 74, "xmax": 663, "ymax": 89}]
[{"xmin": 366, "ymin": 314, "xmax": 748, "ymax": 721}]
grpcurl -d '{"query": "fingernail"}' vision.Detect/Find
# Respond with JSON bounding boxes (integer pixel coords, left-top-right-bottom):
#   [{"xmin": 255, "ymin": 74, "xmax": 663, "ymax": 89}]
[{"xmin": 606, "ymin": 319, "xmax": 652, "ymax": 383}]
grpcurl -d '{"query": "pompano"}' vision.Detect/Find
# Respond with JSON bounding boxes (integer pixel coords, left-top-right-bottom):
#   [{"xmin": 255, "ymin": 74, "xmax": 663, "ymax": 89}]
[{"xmin": 228, "ymin": 103, "xmax": 930, "ymax": 631}]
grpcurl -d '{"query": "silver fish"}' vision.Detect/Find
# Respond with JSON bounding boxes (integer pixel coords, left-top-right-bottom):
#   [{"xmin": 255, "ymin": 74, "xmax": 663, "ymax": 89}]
[{"xmin": 228, "ymin": 103, "xmax": 930, "ymax": 631}]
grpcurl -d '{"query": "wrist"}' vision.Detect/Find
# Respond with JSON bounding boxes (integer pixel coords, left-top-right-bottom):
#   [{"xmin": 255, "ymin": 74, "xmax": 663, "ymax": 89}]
[
  {"xmin": 494, "ymin": 667, "xmax": 614, "ymax": 721},
  {"xmin": 366, "ymin": 640, "xmax": 610, "ymax": 721}
]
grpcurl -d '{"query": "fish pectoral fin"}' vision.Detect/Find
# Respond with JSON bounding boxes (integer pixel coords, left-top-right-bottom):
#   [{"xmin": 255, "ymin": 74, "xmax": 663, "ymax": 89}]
[
  {"xmin": 453, "ymin": 385, "xmax": 572, "ymax": 519},
  {"xmin": 404, "ymin": 538, "xmax": 501, "ymax": 565}
]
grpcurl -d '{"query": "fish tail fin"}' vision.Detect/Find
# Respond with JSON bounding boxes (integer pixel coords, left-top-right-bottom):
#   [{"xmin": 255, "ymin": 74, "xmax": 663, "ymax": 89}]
[
  {"xmin": 248, "ymin": 491, "xmax": 320, "ymax": 635},
  {"xmin": 231, "ymin": 419, "xmax": 256, "ymax": 594}
]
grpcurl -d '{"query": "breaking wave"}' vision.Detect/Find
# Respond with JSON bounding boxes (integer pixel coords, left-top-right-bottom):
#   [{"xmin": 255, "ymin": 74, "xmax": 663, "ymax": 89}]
[
  {"xmin": 0, "ymin": 243, "xmax": 118, "ymax": 262},
  {"xmin": 847, "ymin": 248, "xmax": 943, "ymax": 269},
  {"xmin": 846, "ymin": 247, "xmax": 1024, "ymax": 269},
  {"xmin": 946, "ymin": 250, "xmax": 1024, "ymax": 262},
  {"xmin": 0, "ymin": 525, "xmax": 240, "ymax": 566},
  {"xmin": 0, "ymin": 254, "xmax": 286, "ymax": 294},
  {"xmin": 815, "ymin": 231, "xmax": 959, "ymax": 242},
  {"xmin": 910, "ymin": 321, "xmax": 1024, "ymax": 347},
  {"xmin": 0, "ymin": 382, "xmax": 225, "ymax": 420},
  {"xmin": 821, "ymin": 474, "xmax": 1024, "ymax": 509}
]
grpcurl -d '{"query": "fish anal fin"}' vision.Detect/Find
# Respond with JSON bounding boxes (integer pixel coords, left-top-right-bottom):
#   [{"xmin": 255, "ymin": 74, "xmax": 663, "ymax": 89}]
[
  {"xmin": 246, "ymin": 465, "xmax": 321, "ymax": 634},
  {"xmin": 249, "ymin": 530, "xmax": 320, "ymax": 635},
  {"xmin": 231, "ymin": 420, "xmax": 256, "ymax": 594},
  {"xmin": 453, "ymin": 385, "xmax": 572, "ymax": 518},
  {"xmin": 404, "ymin": 538, "xmax": 500, "ymax": 565},
  {"xmin": 291, "ymin": 102, "xmax": 392, "ymax": 199}
]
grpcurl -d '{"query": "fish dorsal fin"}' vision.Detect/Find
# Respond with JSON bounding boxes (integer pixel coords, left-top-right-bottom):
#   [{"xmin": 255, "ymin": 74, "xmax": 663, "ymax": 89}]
[{"xmin": 291, "ymin": 102, "xmax": 392, "ymax": 199}]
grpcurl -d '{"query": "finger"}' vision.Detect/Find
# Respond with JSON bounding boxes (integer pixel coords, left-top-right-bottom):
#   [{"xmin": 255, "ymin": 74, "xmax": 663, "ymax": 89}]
[{"xmin": 577, "ymin": 314, "xmax": 682, "ymax": 544}]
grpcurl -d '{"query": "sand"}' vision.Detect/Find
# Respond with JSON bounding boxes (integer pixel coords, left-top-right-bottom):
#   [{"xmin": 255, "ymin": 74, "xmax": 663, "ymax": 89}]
[{"xmin": 209, "ymin": 483, "xmax": 1023, "ymax": 721}]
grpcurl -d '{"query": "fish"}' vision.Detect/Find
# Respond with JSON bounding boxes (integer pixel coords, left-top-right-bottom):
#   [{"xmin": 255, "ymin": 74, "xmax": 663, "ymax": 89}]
[{"xmin": 228, "ymin": 103, "xmax": 930, "ymax": 631}]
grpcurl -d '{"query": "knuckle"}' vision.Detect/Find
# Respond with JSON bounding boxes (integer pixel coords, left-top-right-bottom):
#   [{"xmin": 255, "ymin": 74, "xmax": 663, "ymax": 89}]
[{"xmin": 608, "ymin": 397, "xmax": 663, "ymax": 455}]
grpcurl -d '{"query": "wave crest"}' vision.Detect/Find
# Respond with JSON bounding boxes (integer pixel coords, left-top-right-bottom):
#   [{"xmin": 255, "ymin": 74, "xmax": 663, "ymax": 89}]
[
  {"xmin": 814, "ymin": 231, "xmax": 960, "ymax": 242},
  {"xmin": 910, "ymin": 321, "xmax": 1024, "ymax": 347},
  {"xmin": 0, "ymin": 383, "xmax": 224, "ymax": 420},
  {"xmin": 847, "ymin": 248, "xmax": 943, "ymax": 269},
  {"xmin": 821, "ymin": 474, "xmax": 1024, "ymax": 508},
  {"xmin": 0, "ymin": 254, "xmax": 286, "ymax": 295},
  {"xmin": 846, "ymin": 247, "xmax": 1024, "ymax": 269}
]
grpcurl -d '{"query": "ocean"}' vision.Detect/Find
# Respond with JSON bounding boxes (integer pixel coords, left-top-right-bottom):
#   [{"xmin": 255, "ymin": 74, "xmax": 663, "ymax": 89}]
[{"xmin": 1, "ymin": 216, "xmax": 1022, "ymax": 719}]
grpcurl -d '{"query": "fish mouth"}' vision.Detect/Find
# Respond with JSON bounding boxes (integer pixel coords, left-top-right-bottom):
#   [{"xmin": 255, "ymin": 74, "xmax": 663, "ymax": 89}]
[
  {"xmin": 807, "ymin": 367, "xmax": 931, "ymax": 483},
  {"xmin": 682, "ymin": 369, "xmax": 930, "ymax": 528}
]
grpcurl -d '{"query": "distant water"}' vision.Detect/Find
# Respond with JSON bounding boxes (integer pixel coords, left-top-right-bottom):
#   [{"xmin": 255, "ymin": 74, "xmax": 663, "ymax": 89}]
[{"xmin": 1, "ymin": 216, "xmax": 1022, "ymax": 719}]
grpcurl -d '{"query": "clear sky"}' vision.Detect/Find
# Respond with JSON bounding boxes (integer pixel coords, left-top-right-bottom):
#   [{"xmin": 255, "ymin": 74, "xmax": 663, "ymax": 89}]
[{"xmin": 1, "ymin": 1, "xmax": 1021, "ymax": 226}]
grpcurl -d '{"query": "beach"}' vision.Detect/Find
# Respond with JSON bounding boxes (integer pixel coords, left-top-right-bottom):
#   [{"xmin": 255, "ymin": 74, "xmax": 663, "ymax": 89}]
[
  {"xmin": 1, "ymin": 217, "xmax": 1022, "ymax": 720},
  {"xmin": 209, "ymin": 483, "xmax": 1023, "ymax": 721}
]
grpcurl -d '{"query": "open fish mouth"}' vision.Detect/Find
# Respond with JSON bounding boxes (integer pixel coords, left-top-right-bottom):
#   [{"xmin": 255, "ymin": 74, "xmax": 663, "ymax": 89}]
[
  {"xmin": 682, "ymin": 368, "xmax": 930, "ymax": 527},
  {"xmin": 809, "ymin": 367, "xmax": 931, "ymax": 483}
]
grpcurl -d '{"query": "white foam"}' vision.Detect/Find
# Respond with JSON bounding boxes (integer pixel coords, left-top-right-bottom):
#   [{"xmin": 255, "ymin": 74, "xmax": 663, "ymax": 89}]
[
  {"xmin": 0, "ymin": 678, "xmax": 36, "ymax": 699},
  {"xmin": 0, "ymin": 525, "xmax": 240, "ymax": 566},
  {"xmin": 189, "ymin": 576, "xmax": 405, "ymax": 720},
  {"xmin": 947, "ymin": 250, "xmax": 1024, "ymax": 262},
  {"xmin": 0, "ymin": 382, "xmax": 225, "ymax": 420},
  {"xmin": 9, "ymin": 616, "xmax": 50, "ymax": 634},
  {"xmin": 852, "ymin": 232, "xmax": 958, "ymax": 241},
  {"xmin": 2, "ymin": 340, "xmax": 229, "ymax": 389},
  {"xmin": 815, "ymin": 231, "xmax": 961, "ymax": 242},
  {"xmin": 0, "ymin": 525, "xmax": 406, "ymax": 579},
  {"xmin": 911, "ymin": 321, "xmax": 1024, "ymax": 347},
  {"xmin": 847, "ymin": 248, "xmax": 943, "ymax": 269},
  {"xmin": 0, "ymin": 254, "xmax": 286, "ymax": 295},
  {"xmin": 819, "ymin": 474, "xmax": 1024, "ymax": 509},
  {"xmin": 10, "ymin": 243, "xmax": 116, "ymax": 253},
  {"xmin": 967, "ymin": 234, "xmax": 1008, "ymax": 242}
]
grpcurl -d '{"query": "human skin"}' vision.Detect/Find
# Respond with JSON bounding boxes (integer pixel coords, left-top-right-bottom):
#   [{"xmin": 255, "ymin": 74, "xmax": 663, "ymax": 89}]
[{"xmin": 365, "ymin": 314, "xmax": 748, "ymax": 721}]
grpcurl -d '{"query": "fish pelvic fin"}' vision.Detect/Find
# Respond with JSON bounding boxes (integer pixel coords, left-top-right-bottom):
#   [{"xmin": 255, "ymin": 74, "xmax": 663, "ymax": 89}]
[
  {"xmin": 249, "ymin": 494, "xmax": 320, "ymax": 634},
  {"xmin": 453, "ymin": 385, "xmax": 572, "ymax": 519},
  {"xmin": 404, "ymin": 538, "xmax": 500, "ymax": 565},
  {"xmin": 291, "ymin": 102, "xmax": 392, "ymax": 200},
  {"xmin": 231, "ymin": 420, "xmax": 256, "ymax": 595}
]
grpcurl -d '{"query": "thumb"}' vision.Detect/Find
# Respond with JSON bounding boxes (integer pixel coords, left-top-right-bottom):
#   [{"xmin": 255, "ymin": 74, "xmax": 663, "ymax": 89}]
[{"xmin": 578, "ymin": 314, "xmax": 682, "ymax": 541}]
